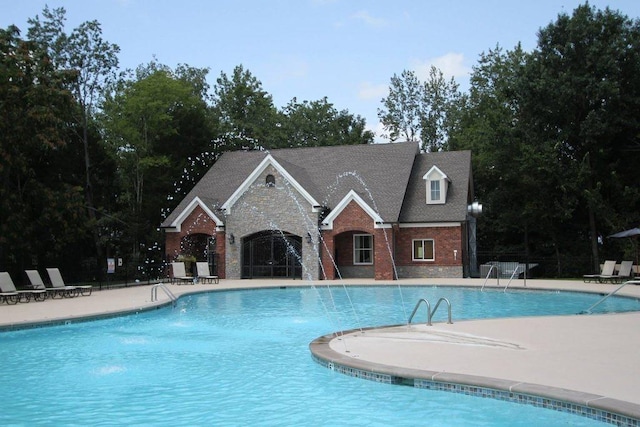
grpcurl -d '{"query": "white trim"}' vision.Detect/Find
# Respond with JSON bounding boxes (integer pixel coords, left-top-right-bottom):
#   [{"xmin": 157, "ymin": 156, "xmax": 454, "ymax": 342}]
[
  {"xmin": 320, "ymin": 190, "xmax": 385, "ymax": 230},
  {"xmin": 353, "ymin": 233, "xmax": 374, "ymax": 265},
  {"xmin": 423, "ymin": 165, "xmax": 450, "ymax": 205},
  {"xmin": 221, "ymin": 154, "xmax": 320, "ymax": 214},
  {"xmin": 412, "ymin": 238, "xmax": 435, "ymax": 261},
  {"xmin": 398, "ymin": 222, "xmax": 461, "ymax": 228},
  {"xmin": 166, "ymin": 197, "xmax": 224, "ymax": 232},
  {"xmin": 422, "ymin": 165, "xmax": 448, "ymax": 181}
]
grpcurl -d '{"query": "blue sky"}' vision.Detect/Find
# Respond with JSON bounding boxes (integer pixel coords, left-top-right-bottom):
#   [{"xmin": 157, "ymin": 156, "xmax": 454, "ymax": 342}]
[{"xmin": 3, "ymin": 0, "xmax": 640, "ymax": 141}]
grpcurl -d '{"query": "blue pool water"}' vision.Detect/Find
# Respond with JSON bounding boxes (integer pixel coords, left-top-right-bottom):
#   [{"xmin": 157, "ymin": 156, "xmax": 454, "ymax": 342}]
[{"xmin": 1, "ymin": 286, "xmax": 638, "ymax": 426}]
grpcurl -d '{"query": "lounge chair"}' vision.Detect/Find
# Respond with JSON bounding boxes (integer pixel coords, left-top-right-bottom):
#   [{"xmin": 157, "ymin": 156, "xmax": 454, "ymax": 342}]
[
  {"xmin": 196, "ymin": 262, "xmax": 219, "ymax": 284},
  {"xmin": 0, "ymin": 272, "xmax": 47, "ymax": 302},
  {"xmin": 171, "ymin": 262, "xmax": 194, "ymax": 285},
  {"xmin": 601, "ymin": 261, "xmax": 634, "ymax": 284},
  {"xmin": 0, "ymin": 273, "xmax": 20, "ymax": 304},
  {"xmin": 26, "ymin": 269, "xmax": 77, "ymax": 298},
  {"xmin": 46, "ymin": 268, "xmax": 92, "ymax": 296},
  {"xmin": 583, "ymin": 260, "xmax": 616, "ymax": 283}
]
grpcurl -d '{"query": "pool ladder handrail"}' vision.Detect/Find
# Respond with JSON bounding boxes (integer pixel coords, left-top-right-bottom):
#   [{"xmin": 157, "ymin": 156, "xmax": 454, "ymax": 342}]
[
  {"xmin": 583, "ymin": 279, "xmax": 640, "ymax": 314},
  {"xmin": 502, "ymin": 265, "xmax": 524, "ymax": 292},
  {"xmin": 408, "ymin": 297, "xmax": 452, "ymax": 326},
  {"xmin": 481, "ymin": 265, "xmax": 527, "ymax": 292},
  {"xmin": 151, "ymin": 282, "xmax": 177, "ymax": 305},
  {"xmin": 480, "ymin": 265, "xmax": 499, "ymax": 291}
]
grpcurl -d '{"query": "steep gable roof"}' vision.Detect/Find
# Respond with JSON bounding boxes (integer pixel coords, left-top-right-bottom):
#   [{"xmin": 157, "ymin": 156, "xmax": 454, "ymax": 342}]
[
  {"xmin": 162, "ymin": 142, "xmax": 419, "ymax": 228},
  {"xmin": 320, "ymin": 190, "xmax": 385, "ymax": 230},
  {"xmin": 165, "ymin": 196, "xmax": 224, "ymax": 231},
  {"xmin": 221, "ymin": 154, "xmax": 320, "ymax": 214}
]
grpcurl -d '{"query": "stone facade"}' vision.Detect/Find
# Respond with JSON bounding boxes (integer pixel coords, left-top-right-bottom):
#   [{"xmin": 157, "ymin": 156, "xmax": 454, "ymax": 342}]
[{"xmin": 224, "ymin": 165, "xmax": 320, "ymax": 280}]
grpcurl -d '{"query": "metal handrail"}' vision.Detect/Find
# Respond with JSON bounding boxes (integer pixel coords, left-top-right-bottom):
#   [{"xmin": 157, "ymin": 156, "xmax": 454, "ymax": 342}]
[
  {"xmin": 407, "ymin": 298, "xmax": 453, "ymax": 326},
  {"xmin": 151, "ymin": 283, "xmax": 177, "ymax": 304},
  {"xmin": 408, "ymin": 298, "xmax": 430, "ymax": 324},
  {"xmin": 428, "ymin": 298, "xmax": 452, "ymax": 326},
  {"xmin": 481, "ymin": 264, "xmax": 499, "ymax": 291},
  {"xmin": 503, "ymin": 266, "xmax": 523, "ymax": 292},
  {"xmin": 583, "ymin": 279, "xmax": 640, "ymax": 314}
]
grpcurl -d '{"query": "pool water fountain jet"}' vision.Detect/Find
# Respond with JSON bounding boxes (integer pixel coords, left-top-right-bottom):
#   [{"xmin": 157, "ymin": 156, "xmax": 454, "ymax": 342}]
[
  {"xmin": 178, "ymin": 154, "xmax": 413, "ymax": 350},
  {"xmin": 228, "ymin": 189, "xmax": 360, "ymax": 349},
  {"xmin": 321, "ymin": 170, "xmax": 409, "ymax": 321},
  {"xmin": 229, "ymin": 163, "xmax": 412, "ymax": 329}
]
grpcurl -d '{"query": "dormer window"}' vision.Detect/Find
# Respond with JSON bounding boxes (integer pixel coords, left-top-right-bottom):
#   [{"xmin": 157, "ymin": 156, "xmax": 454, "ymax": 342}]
[
  {"xmin": 423, "ymin": 165, "xmax": 449, "ymax": 205},
  {"xmin": 430, "ymin": 180, "xmax": 441, "ymax": 202},
  {"xmin": 265, "ymin": 174, "xmax": 275, "ymax": 187}
]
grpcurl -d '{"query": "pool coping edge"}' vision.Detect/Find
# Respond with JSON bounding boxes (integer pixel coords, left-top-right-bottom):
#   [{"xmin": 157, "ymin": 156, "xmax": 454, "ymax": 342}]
[{"xmin": 309, "ymin": 327, "xmax": 640, "ymax": 426}]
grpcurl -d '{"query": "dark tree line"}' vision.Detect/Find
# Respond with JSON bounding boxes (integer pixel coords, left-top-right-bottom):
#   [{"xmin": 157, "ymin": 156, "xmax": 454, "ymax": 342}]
[
  {"xmin": 2, "ymin": 3, "xmax": 639, "ymax": 283},
  {"xmin": 0, "ymin": 7, "xmax": 373, "ymax": 284},
  {"xmin": 379, "ymin": 4, "xmax": 640, "ymax": 276}
]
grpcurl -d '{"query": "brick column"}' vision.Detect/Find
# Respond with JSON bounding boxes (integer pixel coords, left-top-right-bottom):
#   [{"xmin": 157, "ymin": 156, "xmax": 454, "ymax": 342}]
[
  {"xmin": 320, "ymin": 231, "xmax": 335, "ymax": 280},
  {"xmin": 374, "ymin": 228, "xmax": 395, "ymax": 280}
]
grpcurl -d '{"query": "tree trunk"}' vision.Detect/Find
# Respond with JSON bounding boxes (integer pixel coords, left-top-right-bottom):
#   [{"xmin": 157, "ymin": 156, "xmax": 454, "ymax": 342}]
[
  {"xmin": 588, "ymin": 205, "xmax": 599, "ymax": 273},
  {"xmin": 81, "ymin": 107, "xmax": 105, "ymax": 281}
]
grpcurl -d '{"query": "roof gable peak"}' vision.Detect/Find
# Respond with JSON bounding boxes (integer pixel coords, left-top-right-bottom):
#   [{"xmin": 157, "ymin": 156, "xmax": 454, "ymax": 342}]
[
  {"xmin": 320, "ymin": 190, "xmax": 389, "ymax": 230},
  {"xmin": 167, "ymin": 196, "xmax": 223, "ymax": 232},
  {"xmin": 423, "ymin": 165, "xmax": 449, "ymax": 181},
  {"xmin": 221, "ymin": 154, "xmax": 320, "ymax": 214}
]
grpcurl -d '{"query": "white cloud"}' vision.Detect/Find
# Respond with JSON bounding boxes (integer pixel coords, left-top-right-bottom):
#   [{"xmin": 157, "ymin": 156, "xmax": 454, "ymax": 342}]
[
  {"xmin": 358, "ymin": 81, "xmax": 388, "ymax": 101},
  {"xmin": 411, "ymin": 52, "xmax": 471, "ymax": 81},
  {"xmin": 352, "ymin": 10, "xmax": 387, "ymax": 28},
  {"xmin": 370, "ymin": 120, "xmax": 388, "ymax": 144}
]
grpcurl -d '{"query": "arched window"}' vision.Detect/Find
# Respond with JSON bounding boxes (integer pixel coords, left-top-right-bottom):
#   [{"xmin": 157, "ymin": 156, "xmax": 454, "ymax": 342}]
[{"xmin": 266, "ymin": 174, "xmax": 276, "ymax": 187}]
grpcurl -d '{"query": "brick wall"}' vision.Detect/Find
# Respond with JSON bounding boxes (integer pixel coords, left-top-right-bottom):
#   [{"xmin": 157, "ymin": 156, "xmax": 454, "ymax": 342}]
[
  {"xmin": 320, "ymin": 200, "xmax": 396, "ymax": 280},
  {"xmin": 394, "ymin": 225, "xmax": 464, "ymax": 278},
  {"xmin": 320, "ymin": 205, "xmax": 466, "ymax": 280},
  {"xmin": 164, "ymin": 204, "xmax": 221, "ymax": 278}
]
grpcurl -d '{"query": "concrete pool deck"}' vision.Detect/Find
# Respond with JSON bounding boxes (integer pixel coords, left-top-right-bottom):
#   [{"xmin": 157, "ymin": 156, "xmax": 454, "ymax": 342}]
[{"xmin": 1, "ymin": 278, "xmax": 639, "ymax": 421}]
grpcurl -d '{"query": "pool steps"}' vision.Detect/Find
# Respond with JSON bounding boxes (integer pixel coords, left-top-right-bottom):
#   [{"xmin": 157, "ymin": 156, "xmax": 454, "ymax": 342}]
[{"xmin": 408, "ymin": 297, "xmax": 452, "ymax": 326}]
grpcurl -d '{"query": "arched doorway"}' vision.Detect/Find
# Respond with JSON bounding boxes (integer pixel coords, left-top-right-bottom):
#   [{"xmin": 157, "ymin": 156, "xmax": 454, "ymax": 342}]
[
  {"xmin": 241, "ymin": 231, "xmax": 302, "ymax": 278},
  {"xmin": 179, "ymin": 233, "xmax": 217, "ymax": 275}
]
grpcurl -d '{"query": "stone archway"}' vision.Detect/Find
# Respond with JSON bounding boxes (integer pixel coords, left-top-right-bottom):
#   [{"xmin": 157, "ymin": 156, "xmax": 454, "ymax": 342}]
[{"xmin": 241, "ymin": 231, "xmax": 302, "ymax": 279}]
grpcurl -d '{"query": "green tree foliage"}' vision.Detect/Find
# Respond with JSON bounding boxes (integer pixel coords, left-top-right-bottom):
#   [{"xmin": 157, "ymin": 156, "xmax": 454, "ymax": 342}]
[
  {"xmin": 421, "ymin": 67, "xmax": 462, "ymax": 152},
  {"xmin": 0, "ymin": 25, "xmax": 85, "ymax": 276},
  {"xmin": 211, "ymin": 65, "xmax": 280, "ymax": 151},
  {"xmin": 100, "ymin": 61, "xmax": 213, "ymax": 264},
  {"xmin": 448, "ymin": 4, "xmax": 640, "ymax": 276},
  {"xmin": 27, "ymin": 6, "xmax": 121, "ymax": 276},
  {"xmin": 280, "ymin": 97, "xmax": 374, "ymax": 147},
  {"xmin": 519, "ymin": 4, "xmax": 640, "ymax": 272},
  {"xmin": 378, "ymin": 67, "xmax": 461, "ymax": 152},
  {"xmin": 378, "ymin": 70, "xmax": 422, "ymax": 143},
  {"xmin": 450, "ymin": 45, "xmax": 570, "ymax": 264}
]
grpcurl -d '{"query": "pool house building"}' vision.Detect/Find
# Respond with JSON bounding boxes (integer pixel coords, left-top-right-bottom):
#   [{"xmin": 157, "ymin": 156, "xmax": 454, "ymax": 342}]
[{"xmin": 161, "ymin": 142, "xmax": 480, "ymax": 280}]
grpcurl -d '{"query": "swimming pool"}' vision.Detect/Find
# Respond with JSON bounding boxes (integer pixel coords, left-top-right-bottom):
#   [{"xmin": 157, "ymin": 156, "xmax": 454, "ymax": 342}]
[{"xmin": 1, "ymin": 286, "xmax": 638, "ymax": 426}]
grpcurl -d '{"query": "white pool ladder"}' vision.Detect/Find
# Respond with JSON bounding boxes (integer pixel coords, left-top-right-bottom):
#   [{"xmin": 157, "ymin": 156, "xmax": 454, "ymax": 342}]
[
  {"xmin": 481, "ymin": 264, "xmax": 527, "ymax": 292},
  {"xmin": 480, "ymin": 264, "xmax": 499, "ymax": 291},
  {"xmin": 408, "ymin": 298, "xmax": 452, "ymax": 326},
  {"xmin": 151, "ymin": 283, "xmax": 177, "ymax": 305},
  {"xmin": 502, "ymin": 265, "xmax": 524, "ymax": 292},
  {"xmin": 583, "ymin": 279, "xmax": 640, "ymax": 314}
]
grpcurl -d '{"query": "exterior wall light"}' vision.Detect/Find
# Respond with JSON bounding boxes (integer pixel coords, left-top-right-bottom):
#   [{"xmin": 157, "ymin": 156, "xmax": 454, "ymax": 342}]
[{"xmin": 229, "ymin": 234, "xmax": 235, "ymax": 244}]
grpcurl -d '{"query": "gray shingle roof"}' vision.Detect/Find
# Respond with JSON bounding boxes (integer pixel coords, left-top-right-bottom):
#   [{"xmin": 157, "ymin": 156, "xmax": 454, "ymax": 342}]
[
  {"xmin": 399, "ymin": 150, "xmax": 472, "ymax": 223},
  {"xmin": 162, "ymin": 143, "xmax": 473, "ymax": 227}
]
